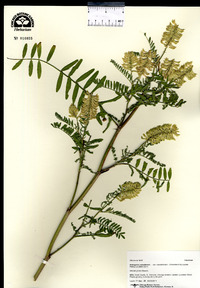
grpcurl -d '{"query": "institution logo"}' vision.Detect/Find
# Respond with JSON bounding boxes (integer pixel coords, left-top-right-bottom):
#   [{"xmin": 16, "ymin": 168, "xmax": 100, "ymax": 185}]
[{"xmin": 11, "ymin": 12, "xmax": 34, "ymax": 31}]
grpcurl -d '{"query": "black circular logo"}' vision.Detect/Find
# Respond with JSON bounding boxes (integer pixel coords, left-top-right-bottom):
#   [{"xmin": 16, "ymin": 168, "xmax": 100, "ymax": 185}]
[{"xmin": 11, "ymin": 12, "xmax": 34, "ymax": 30}]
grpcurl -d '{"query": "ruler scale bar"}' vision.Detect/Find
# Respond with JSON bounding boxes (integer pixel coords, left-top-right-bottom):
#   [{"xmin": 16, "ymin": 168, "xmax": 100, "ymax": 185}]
[{"xmin": 88, "ymin": 4, "xmax": 125, "ymax": 27}]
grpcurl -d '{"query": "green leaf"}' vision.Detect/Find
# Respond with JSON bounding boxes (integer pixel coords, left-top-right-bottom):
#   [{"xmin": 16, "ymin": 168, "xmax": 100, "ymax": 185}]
[
  {"xmin": 56, "ymin": 72, "xmax": 63, "ymax": 92},
  {"xmin": 31, "ymin": 43, "xmax": 37, "ymax": 58},
  {"xmin": 99, "ymin": 94, "xmax": 122, "ymax": 105},
  {"xmin": 103, "ymin": 117, "xmax": 112, "ymax": 133},
  {"xmin": 92, "ymin": 75, "xmax": 106, "ymax": 93},
  {"xmin": 22, "ymin": 43, "xmax": 28, "ymax": 58},
  {"xmin": 68, "ymin": 59, "xmax": 83, "ymax": 76},
  {"xmin": 156, "ymin": 181, "xmax": 160, "ymax": 192},
  {"xmin": 96, "ymin": 113, "xmax": 103, "ymax": 125},
  {"xmin": 147, "ymin": 167, "xmax": 154, "ymax": 175},
  {"xmin": 76, "ymin": 69, "xmax": 95, "ymax": 82},
  {"xmin": 62, "ymin": 60, "xmax": 79, "ymax": 71},
  {"xmin": 72, "ymin": 84, "xmax": 79, "ymax": 103},
  {"xmin": 103, "ymin": 79, "xmax": 129, "ymax": 94},
  {"xmin": 153, "ymin": 169, "xmax": 158, "ymax": 178},
  {"xmin": 46, "ymin": 45, "xmax": 56, "ymax": 62},
  {"xmin": 77, "ymin": 91, "xmax": 85, "ymax": 110},
  {"xmin": 12, "ymin": 59, "xmax": 23, "ymax": 70},
  {"xmin": 37, "ymin": 42, "xmax": 42, "ymax": 58},
  {"xmin": 94, "ymin": 232, "xmax": 114, "ymax": 238},
  {"xmin": 83, "ymin": 203, "xmax": 101, "ymax": 211},
  {"xmin": 168, "ymin": 168, "xmax": 172, "ymax": 180},
  {"xmin": 135, "ymin": 158, "xmax": 141, "ymax": 168},
  {"xmin": 65, "ymin": 77, "xmax": 72, "ymax": 99},
  {"xmin": 107, "ymin": 209, "xmax": 136, "ymax": 223},
  {"xmin": 142, "ymin": 161, "xmax": 148, "ymax": 172},
  {"xmin": 167, "ymin": 181, "xmax": 170, "ymax": 192},
  {"xmin": 83, "ymin": 71, "xmax": 99, "ymax": 89},
  {"xmin": 110, "ymin": 59, "xmax": 133, "ymax": 82},
  {"xmin": 89, "ymin": 138, "xmax": 103, "ymax": 144},
  {"xmin": 163, "ymin": 168, "xmax": 167, "ymax": 180},
  {"xmin": 37, "ymin": 60, "xmax": 42, "ymax": 79},
  {"xmin": 29, "ymin": 60, "xmax": 33, "ymax": 76},
  {"xmin": 158, "ymin": 167, "xmax": 162, "ymax": 179}
]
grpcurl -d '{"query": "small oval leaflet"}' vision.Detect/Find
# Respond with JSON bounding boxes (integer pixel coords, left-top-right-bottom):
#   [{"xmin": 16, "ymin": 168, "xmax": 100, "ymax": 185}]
[
  {"xmin": 76, "ymin": 69, "xmax": 95, "ymax": 82},
  {"xmin": 46, "ymin": 45, "xmax": 56, "ymax": 62},
  {"xmin": 56, "ymin": 72, "xmax": 63, "ymax": 92},
  {"xmin": 31, "ymin": 43, "xmax": 37, "ymax": 58},
  {"xmin": 37, "ymin": 42, "xmax": 42, "ymax": 58},
  {"xmin": 12, "ymin": 59, "xmax": 23, "ymax": 70},
  {"xmin": 29, "ymin": 60, "xmax": 33, "ymax": 76},
  {"xmin": 65, "ymin": 77, "xmax": 72, "ymax": 99},
  {"xmin": 62, "ymin": 59, "xmax": 79, "ymax": 71},
  {"xmin": 22, "ymin": 43, "xmax": 28, "ymax": 58},
  {"xmin": 37, "ymin": 60, "xmax": 42, "ymax": 79}
]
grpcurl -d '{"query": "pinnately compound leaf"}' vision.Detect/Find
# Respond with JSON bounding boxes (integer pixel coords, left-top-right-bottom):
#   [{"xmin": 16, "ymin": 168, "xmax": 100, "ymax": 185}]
[{"xmin": 46, "ymin": 45, "xmax": 56, "ymax": 62}]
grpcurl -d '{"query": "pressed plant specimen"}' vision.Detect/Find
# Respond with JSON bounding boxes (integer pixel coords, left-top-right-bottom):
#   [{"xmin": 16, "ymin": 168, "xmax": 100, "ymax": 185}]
[{"xmin": 8, "ymin": 20, "xmax": 196, "ymax": 281}]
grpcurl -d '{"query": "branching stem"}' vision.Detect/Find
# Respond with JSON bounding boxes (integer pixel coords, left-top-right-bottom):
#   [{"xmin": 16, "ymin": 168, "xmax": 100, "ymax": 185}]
[
  {"xmin": 33, "ymin": 105, "xmax": 139, "ymax": 281},
  {"xmin": 7, "ymin": 57, "xmax": 87, "ymax": 93}
]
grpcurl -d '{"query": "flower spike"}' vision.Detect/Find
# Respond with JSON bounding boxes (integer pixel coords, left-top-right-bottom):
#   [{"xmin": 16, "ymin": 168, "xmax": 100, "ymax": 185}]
[{"xmin": 161, "ymin": 19, "xmax": 184, "ymax": 49}]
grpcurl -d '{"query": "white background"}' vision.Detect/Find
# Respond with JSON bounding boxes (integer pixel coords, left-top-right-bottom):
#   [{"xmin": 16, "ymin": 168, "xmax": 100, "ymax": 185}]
[{"xmin": 4, "ymin": 6, "xmax": 200, "ymax": 288}]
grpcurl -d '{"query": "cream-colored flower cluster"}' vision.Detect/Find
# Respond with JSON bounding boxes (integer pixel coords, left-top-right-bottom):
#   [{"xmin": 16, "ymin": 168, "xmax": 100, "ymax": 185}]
[
  {"xmin": 142, "ymin": 124, "xmax": 180, "ymax": 145},
  {"xmin": 160, "ymin": 19, "xmax": 184, "ymax": 49},
  {"xmin": 122, "ymin": 51, "xmax": 138, "ymax": 72},
  {"xmin": 69, "ymin": 91, "xmax": 99, "ymax": 123},
  {"xmin": 122, "ymin": 49, "xmax": 156, "ymax": 78},
  {"xmin": 117, "ymin": 181, "xmax": 142, "ymax": 201},
  {"xmin": 161, "ymin": 58, "xmax": 196, "ymax": 87},
  {"xmin": 122, "ymin": 20, "xmax": 196, "ymax": 85}
]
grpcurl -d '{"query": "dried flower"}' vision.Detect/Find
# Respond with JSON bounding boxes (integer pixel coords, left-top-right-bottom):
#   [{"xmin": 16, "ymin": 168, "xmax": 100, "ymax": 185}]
[
  {"xmin": 161, "ymin": 58, "xmax": 196, "ymax": 87},
  {"xmin": 161, "ymin": 19, "xmax": 184, "ymax": 49},
  {"xmin": 142, "ymin": 124, "xmax": 180, "ymax": 145},
  {"xmin": 161, "ymin": 58, "xmax": 180, "ymax": 80},
  {"xmin": 174, "ymin": 61, "xmax": 197, "ymax": 87},
  {"xmin": 122, "ymin": 51, "xmax": 138, "ymax": 72},
  {"xmin": 69, "ymin": 103, "xmax": 79, "ymax": 118},
  {"xmin": 136, "ymin": 49, "xmax": 156, "ymax": 78},
  {"xmin": 117, "ymin": 181, "xmax": 142, "ymax": 201},
  {"xmin": 79, "ymin": 91, "xmax": 99, "ymax": 123}
]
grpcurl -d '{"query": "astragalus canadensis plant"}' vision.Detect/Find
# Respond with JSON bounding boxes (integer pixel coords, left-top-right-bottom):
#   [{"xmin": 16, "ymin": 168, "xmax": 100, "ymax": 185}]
[{"xmin": 8, "ymin": 19, "xmax": 196, "ymax": 281}]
